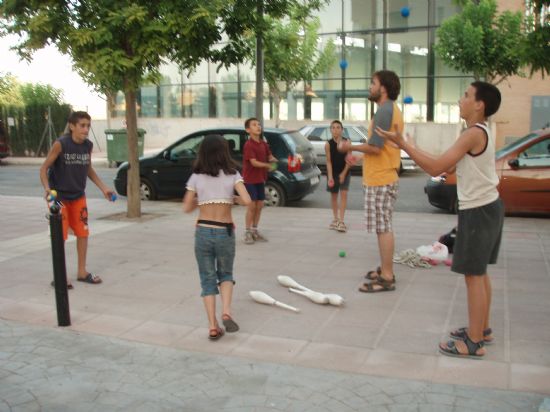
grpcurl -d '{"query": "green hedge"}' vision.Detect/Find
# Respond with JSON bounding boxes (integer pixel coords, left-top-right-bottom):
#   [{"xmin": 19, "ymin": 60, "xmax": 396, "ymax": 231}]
[{"xmin": 0, "ymin": 103, "xmax": 72, "ymax": 156}]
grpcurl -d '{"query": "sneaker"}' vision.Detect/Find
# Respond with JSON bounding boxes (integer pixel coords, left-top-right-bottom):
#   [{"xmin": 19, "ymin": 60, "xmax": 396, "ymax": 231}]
[
  {"xmin": 244, "ymin": 230, "xmax": 255, "ymax": 244},
  {"xmin": 337, "ymin": 221, "xmax": 347, "ymax": 232},
  {"xmin": 252, "ymin": 230, "xmax": 268, "ymax": 242},
  {"xmin": 329, "ymin": 219, "xmax": 339, "ymax": 230}
]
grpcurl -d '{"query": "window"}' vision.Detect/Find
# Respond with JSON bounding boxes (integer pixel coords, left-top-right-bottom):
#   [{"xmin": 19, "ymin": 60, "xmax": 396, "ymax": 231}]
[
  {"xmin": 519, "ymin": 138, "xmax": 550, "ymax": 167},
  {"xmin": 346, "ymin": 127, "xmax": 367, "ymax": 142},
  {"xmin": 171, "ymin": 135, "xmax": 205, "ymax": 157},
  {"xmin": 223, "ymin": 133, "xmax": 243, "ymax": 154}
]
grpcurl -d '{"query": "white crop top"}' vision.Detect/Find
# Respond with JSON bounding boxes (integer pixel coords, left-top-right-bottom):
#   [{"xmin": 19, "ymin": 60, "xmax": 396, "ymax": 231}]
[{"xmin": 186, "ymin": 170, "xmax": 243, "ymax": 205}]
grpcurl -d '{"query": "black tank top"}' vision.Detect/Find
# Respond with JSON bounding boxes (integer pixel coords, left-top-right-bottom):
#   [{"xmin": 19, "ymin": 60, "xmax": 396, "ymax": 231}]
[
  {"xmin": 48, "ymin": 134, "xmax": 93, "ymax": 200},
  {"xmin": 328, "ymin": 138, "xmax": 349, "ymax": 177}
]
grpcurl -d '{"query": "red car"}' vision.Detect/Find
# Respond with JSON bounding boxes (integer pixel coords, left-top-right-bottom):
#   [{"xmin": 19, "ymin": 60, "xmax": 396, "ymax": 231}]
[{"xmin": 425, "ymin": 128, "xmax": 550, "ymax": 215}]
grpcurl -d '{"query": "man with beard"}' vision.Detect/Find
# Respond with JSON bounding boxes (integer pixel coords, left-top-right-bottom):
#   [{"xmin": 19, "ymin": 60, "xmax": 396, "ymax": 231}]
[{"xmin": 339, "ymin": 70, "xmax": 403, "ymax": 292}]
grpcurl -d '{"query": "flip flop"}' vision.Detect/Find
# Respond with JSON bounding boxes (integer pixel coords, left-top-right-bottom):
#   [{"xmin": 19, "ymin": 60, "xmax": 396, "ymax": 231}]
[
  {"xmin": 222, "ymin": 314, "xmax": 239, "ymax": 333},
  {"xmin": 50, "ymin": 280, "xmax": 73, "ymax": 289},
  {"xmin": 208, "ymin": 327, "xmax": 225, "ymax": 340},
  {"xmin": 77, "ymin": 273, "xmax": 102, "ymax": 284}
]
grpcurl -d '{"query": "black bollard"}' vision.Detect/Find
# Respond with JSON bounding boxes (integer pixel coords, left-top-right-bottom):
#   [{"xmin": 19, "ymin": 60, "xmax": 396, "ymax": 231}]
[{"xmin": 49, "ymin": 201, "xmax": 71, "ymax": 326}]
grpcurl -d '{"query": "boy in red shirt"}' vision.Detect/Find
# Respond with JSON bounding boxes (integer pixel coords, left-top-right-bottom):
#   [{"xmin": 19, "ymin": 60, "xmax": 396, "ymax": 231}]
[{"xmin": 242, "ymin": 118, "xmax": 277, "ymax": 244}]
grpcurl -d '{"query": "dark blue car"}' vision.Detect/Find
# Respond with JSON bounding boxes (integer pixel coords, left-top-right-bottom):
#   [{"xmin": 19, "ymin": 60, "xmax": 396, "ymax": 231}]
[{"xmin": 114, "ymin": 127, "xmax": 322, "ymax": 207}]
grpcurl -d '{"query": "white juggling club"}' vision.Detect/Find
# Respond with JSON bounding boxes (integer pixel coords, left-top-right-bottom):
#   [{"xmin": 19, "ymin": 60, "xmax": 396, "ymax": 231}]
[
  {"xmin": 289, "ymin": 287, "xmax": 329, "ymax": 304},
  {"xmin": 277, "ymin": 275, "xmax": 306, "ymax": 290},
  {"xmin": 277, "ymin": 275, "xmax": 345, "ymax": 306},
  {"xmin": 324, "ymin": 293, "xmax": 345, "ymax": 306},
  {"xmin": 249, "ymin": 291, "xmax": 300, "ymax": 313}
]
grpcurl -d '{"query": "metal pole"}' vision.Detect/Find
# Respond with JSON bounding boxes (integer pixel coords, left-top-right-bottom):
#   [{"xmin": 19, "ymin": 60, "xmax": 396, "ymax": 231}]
[
  {"xmin": 49, "ymin": 201, "xmax": 71, "ymax": 327},
  {"xmin": 341, "ymin": 0, "xmax": 346, "ymax": 120},
  {"xmin": 255, "ymin": 0, "xmax": 264, "ymax": 125}
]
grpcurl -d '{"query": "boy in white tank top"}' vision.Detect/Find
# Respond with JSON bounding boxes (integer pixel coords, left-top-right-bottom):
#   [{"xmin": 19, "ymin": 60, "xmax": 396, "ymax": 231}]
[{"xmin": 376, "ymin": 81, "xmax": 503, "ymax": 360}]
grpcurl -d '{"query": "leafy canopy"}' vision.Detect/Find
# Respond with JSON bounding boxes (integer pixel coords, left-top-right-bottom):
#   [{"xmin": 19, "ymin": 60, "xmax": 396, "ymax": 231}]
[
  {"xmin": 0, "ymin": 72, "xmax": 65, "ymax": 106},
  {"xmin": 435, "ymin": 0, "xmax": 523, "ymax": 84}
]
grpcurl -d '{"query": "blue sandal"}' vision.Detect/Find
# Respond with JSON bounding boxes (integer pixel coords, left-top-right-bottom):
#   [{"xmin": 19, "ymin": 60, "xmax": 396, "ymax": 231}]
[
  {"xmin": 450, "ymin": 327, "xmax": 493, "ymax": 345},
  {"xmin": 439, "ymin": 335, "xmax": 485, "ymax": 359}
]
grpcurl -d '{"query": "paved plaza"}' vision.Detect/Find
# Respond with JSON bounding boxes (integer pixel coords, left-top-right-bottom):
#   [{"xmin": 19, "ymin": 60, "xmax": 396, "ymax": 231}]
[{"xmin": 0, "ymin": 159, "xmax": 549, "ymax": 410}]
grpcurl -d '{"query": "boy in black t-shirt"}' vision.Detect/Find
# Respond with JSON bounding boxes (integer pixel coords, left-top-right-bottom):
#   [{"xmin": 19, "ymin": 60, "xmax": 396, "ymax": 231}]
[{"xmin": 40, "ymin": 111, "xmax": 115, "ymax": 288}]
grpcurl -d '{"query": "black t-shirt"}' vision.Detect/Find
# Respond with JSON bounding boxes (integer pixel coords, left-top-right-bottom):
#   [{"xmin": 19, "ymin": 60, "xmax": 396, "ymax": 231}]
[
  {"xmin": 328, "ymin": 138, "xmax": 349, "ymax": 177},
  {"xmin": 48, "ymin": 134, "xmax": 93, "ymax": 200}
]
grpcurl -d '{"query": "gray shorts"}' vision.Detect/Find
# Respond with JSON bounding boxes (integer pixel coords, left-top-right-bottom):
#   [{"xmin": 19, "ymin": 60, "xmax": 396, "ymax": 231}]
[{"xmin": 451, "ymin": 198, "xmax": 504, "ymax": 275}]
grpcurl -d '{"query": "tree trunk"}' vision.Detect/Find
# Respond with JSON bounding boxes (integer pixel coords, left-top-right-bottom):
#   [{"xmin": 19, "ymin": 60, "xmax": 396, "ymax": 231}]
[
  {"xmin": 272, "ymin": 88, "xmax": 281, "ymax": 128},
  {"xmin": 124, "ymin": 82, "xmax": 141, "ymax": 218}
]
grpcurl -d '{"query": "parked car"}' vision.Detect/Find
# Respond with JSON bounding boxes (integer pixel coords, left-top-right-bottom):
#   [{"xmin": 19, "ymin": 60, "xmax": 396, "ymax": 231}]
[
  {"xmin": 424, "ymin": 128, "xmax": 550, "ymax": 214},
  {"xmin": 0, "ymin": 120, "xmax": 10, "ymax": 161},
  {"xmin": 298, "ymin": 124, "xmax": 416, "ymax": 174},
  {"xmin": 114, "ymin": 127, "xmax": 321, "ymax": 207}
]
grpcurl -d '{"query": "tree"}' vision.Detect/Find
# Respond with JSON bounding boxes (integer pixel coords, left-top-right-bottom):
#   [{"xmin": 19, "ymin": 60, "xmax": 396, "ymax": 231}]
[
  {"xmin": 248, "ymin": 3, "xmax": 334, "ymax": 127},
  {"xmin": 2, "ymin": 1, "xmax": 248, "ymax": 218},
  {"xmin": 1, "ymin": 0, "xmax": 316, "ymax": 217},
  {"xmin": 435, "ymin": 0, "xmax": 523, "ymax": 85},
  {"xmin": 522, "ymin": 0, "xmax": 550, "ymax": 78},
  {"xmin": 438, "ymin": 0, "xmax": 549, "ymax": 83},
  {"xmin": 0, "ymin": 72, "xmax": 22, "ymax": 106}
]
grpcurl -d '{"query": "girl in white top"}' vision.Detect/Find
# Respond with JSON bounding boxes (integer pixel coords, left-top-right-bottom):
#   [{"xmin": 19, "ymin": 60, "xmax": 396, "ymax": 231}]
[{"xmin": 183, "ymin": 135, "xmax": 251, "ymax": 340}]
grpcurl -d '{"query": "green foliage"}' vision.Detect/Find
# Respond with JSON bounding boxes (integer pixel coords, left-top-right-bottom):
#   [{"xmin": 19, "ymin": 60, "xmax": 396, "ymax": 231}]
[
  {"xmin": 435, "ymin": 0, "xmax": 524, "ymax": 84},
  {"xmin": 245, "ymin": 1, "xmax": 334, "ymax": 125},
  {"xmin": 262, "ymin": 13, "xmax": 335, "ymax": 89},
  {"xmin": 0, "ymin": 73, "xmax": 22, "ymax": 106},
  {"xmin": 19, "ymin": 83, "xmax": 64, "ymax": 106},
  {"xmin": 522, "ymin": 1, "xmax": 550, "ymax": 78},
  {"xmin": 1, "ymin": 103, "xmax": 71, "ymax": 156}
]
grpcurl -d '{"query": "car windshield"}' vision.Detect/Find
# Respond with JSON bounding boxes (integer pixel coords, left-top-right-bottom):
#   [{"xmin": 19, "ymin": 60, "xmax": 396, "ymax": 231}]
[
  {"xmin": 496, "ymin": 133, "xmax": 539, "ymax": 158},
  {"xmin": 282, "ymin": 131, "xmax": 311, "ymax": 153}
]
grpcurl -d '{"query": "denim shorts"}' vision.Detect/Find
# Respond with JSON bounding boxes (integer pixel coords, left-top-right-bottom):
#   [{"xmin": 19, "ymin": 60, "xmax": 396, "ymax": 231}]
[{"xmin": 194, "ymin": 225, "xmax": 236, "ymax": 296}]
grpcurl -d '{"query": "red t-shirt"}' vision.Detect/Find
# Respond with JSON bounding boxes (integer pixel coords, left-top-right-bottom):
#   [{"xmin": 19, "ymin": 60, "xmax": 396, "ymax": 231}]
[{"xmin": 242, "ymin": 138, "xmax": 272, "ymax": 184}]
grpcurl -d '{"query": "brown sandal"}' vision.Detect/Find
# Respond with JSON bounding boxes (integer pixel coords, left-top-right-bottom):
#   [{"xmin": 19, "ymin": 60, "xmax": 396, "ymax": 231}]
[
  {"xmin": 208, "ymin": 327, "xmax": 225, "ymax": 340},
  {"xmin": 358, "ymin": 277, "xmax": 396, "ymax": 293},
  {"xmin": 364, "ymin": 266, "xmax": 381, "ymax": 280}
]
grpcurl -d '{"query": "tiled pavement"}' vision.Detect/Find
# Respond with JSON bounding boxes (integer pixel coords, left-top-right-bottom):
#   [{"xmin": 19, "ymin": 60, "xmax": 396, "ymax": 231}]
[{"xmin": 1, "ymin": 191, "xmax": 549, "ymax": 411}]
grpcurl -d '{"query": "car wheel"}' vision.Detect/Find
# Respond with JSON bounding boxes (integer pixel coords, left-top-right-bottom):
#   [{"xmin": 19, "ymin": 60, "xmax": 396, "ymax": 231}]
[
  {"xmin": 264, "ymin": 181, "xmax": 286, "ymax": 207},
  {"xmin": 398, "ymin": 161, "xmax": 404, "ymax": 176},
  {"xmin": 140, "ymin": 178, "xmax": 157, "ymax": 201}
]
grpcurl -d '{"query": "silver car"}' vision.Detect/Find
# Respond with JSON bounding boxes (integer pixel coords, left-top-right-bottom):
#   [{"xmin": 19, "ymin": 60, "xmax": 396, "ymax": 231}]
[{"xmin": 298, "ymin": 124, "xmax": 416, "ymax": 175}]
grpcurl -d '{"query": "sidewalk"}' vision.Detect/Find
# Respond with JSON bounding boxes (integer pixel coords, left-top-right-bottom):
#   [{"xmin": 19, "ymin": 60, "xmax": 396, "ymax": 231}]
[
  {"xmin": 3, "ymin": 148, "xmax": 163, "ymax": 168},
  {"xmin": 1, "ymin": 194, "xmax": 549, "ymax": 410}
]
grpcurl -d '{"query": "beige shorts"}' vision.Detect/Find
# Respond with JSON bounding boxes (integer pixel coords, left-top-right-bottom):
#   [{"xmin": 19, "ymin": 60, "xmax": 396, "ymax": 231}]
[{"xmin": 364, "ymin": 183, "xmax": 398, "ymax": 233}]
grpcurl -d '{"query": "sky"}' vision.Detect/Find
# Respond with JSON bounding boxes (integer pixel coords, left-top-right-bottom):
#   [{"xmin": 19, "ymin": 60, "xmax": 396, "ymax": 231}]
[{"xmin": 0, "ymin": 34, "xmax": 107, "ymax": 119}]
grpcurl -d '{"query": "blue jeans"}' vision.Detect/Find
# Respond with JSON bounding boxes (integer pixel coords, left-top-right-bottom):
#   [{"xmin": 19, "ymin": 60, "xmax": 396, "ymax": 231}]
[{"xmin": 194, "ymin": 226, "xmax": 235, "ymax": 297}]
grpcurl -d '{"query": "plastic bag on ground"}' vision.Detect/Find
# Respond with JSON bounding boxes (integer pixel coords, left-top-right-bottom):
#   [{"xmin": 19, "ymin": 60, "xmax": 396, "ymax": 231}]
[{"xmin": 416, "ymin": 241, "xmax": 449, "ymax": 264}]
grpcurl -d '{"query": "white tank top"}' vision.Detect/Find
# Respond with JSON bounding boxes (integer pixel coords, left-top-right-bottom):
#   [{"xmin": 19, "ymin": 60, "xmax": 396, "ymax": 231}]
[{"xmin": 456, "ymin": 123, "xmax": 499, "ymax": 210}]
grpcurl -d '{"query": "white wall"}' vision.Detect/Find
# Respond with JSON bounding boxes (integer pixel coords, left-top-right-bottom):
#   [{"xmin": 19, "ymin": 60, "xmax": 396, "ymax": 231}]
[{"xmin": 91, "ymin": 117, "xmax": 467, "ymax": 157}]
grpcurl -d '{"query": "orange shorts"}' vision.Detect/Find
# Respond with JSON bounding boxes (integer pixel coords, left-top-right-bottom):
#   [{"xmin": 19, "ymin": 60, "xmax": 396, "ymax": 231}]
[{"xmin": 61, "ymin": 196, "xmax": 89, "ymax": 240}]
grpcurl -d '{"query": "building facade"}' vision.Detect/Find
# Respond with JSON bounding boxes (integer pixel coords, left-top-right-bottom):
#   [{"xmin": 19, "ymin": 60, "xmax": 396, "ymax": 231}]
[{"xmin": 112, "ymin": 0, "xmax": 549, "ymax": 147}]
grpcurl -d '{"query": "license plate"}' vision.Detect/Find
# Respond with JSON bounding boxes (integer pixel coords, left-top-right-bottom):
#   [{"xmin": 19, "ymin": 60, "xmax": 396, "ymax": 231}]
[{"xmin": 310, "ymin": 176, "xmax": 320, "ymax": 185}]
